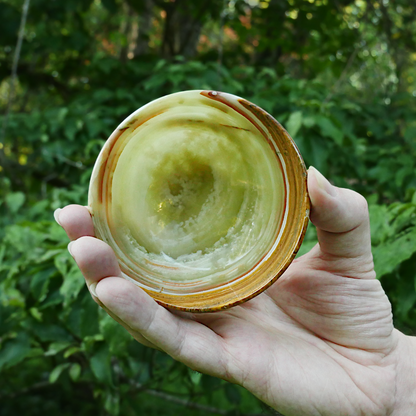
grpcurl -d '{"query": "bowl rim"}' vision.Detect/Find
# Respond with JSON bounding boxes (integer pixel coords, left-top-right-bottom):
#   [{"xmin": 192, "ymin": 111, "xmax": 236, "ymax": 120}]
[{"xmin": 88, "ymin": 90, "xmax": 310, "ymax": 312}]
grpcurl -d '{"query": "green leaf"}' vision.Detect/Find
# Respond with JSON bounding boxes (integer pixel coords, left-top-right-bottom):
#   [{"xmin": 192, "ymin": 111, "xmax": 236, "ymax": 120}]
[
  {"xmin": 189, "ymin": 370, "xmax": 202, "ymax": 385},
  {"xmin": 309, "ymin": 136, "xmax": 329, "ymax": 173},
  {"xmin": 79, "ymin": 294, "xmax": 100, "ymax": 338},
  {"xmin": 0, "ymin": 244, "xmax": 5, "ymax": 270},
  {"xmin": 30, "ymin": 268, "xmax": 55, "ymax": 302},
  {"xmin": 39, "ymin": 289, "xmax": 64, "ymax": 310},
  {"xmin": 316, "ymin": 115, "xmax": 343, "ymax": 145},
  {"xmin": 224, "ymin": 383, "xmax": 241, "ymax": 405},
  {"xmin": 0, "ymin": 332, "xmax": 31, "ymax": 371},
  {"xmin": 86, "ymin": 119, "xmax": 104, "ymax": 138},
  {"xmin": 286, "ymin": 111, "xmax": 303, "ymax": 138},
  {"xmin": 201, "ymin": 374, "xmax": 222, "ymax": 391},
  {"xmin": 374, "ymin": 227, "xmax": 416, "ymax": 278},
  {"xmin": 57, "ymin": 107, "xmax": 68, "ymax": 122},
  {"xmin": 54, "ymin": 252, "xmax": 70, "ymax": 276},
  {"xmin": 302, "ymin": 115, "xmax": 316, "ymax": 128},
  {"xmin": 49, "ymin": 363, "xmax": 70, "ymax": 383},
  {"xmin": 90, "ymin": 344, "xmax": 113, "ymax": 386},
  {"xmin": 69, "ymin": 363, "xmax": 82, "ymax": 381},
  {"xmin": 5, "ymin": 192, "xmax": 26, "ymax": 213},
  {"xmin": 369, "ymin": 204, "xmax": 390, "ymax": 245},
  {"xmin": 29, "ymin": 307, "xmax": 43, "ymax": 321},
  {"xmin": 66, "ymin": 292, "xmax": 100, "ymax": 339},
  {"xmin": 2, "ymin": 288, "xmax": 25, "ymax": 308},
  {"xmin": 64, "ymin": 346, "xmax": 82, "ymax": 358},
  {"xmin": 404, "ymin": 125, "xmax": 416, "ymax": 143},
  {"xmin": 100, "ymin": 313, "xmax": 132, "ymax": 355},
  {"xmin": 25, "ymin": 320, "xmax": 73, "ymax": 343},
  {"xmin": 60, "ymin": 265, "xmax": 85, "ymax": 307},
  {"xmin": 395, "ymin": 261, "xmax": 416, "ymax": 322},
  {"xmin": 25, "ymin": 348, "xmax": 44, "ymax": 359},
  {"xmin": 44, "ymin": 341, "xmax": 73, "ymax": 357},
  {"xmin": 104, "ymin": 391, "xmax": 120, "ymax": 416},
  {"xmin": 64, "ymin": 122, "xmax": 78, "ymax": 141}
]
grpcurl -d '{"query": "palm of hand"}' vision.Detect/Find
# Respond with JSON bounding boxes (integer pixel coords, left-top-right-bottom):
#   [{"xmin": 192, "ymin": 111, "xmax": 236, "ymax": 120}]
[
  {"xmin": 59, "ymin": 169, "xmax": 399, "ymax": 416},
  {"xmin": 197, "ymin": 247, "xmax": 396, "ymax": 416}
]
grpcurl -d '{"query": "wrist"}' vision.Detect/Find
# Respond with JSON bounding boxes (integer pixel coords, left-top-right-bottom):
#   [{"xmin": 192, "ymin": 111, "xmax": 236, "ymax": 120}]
[{"xmin": 392, "ymin": 330, "xmax": 416, "ymax": 415}]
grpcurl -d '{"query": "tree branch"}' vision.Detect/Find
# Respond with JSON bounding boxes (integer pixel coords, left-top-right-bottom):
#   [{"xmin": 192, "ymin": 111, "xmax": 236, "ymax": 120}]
[{"xmin": 0, "ymin": 0, "xmax": 31, "ymax": 173}]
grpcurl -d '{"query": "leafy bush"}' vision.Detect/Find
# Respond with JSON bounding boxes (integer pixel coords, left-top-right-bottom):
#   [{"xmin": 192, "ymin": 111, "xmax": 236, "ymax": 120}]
[
  {"xmin": 1, "ymin": 0, "xmax": 415, "ymax": 414},
  {"xmin": 2, "ymin": 62, "xmax": 416, "ymax": 414}
]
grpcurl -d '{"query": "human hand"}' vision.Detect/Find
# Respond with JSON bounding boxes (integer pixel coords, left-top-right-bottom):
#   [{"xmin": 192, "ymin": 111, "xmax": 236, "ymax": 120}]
[{"xmin": 55, "ymin": 167, "xmax": 415, "ymax": 416}]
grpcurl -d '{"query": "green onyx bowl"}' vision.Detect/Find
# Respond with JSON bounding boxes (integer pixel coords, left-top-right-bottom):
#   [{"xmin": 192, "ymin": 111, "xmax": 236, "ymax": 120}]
[{"xmin": 88, "ymin": 90, "xmax": 309, "ymax": 312}]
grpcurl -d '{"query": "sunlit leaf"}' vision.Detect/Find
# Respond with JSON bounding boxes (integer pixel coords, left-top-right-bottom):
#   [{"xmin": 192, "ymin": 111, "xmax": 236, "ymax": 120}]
[
  {"xmin": 49, "ymin": 363, "xmax": 70, "ymax": 383},
  {"xmin": 69, "ymin": 363, "xmax": 82, "ymax": 381},
  {"xmin": 5, "ymin": 192, "xmax": 25, "ymax": 213},
  {"xmin": 286, "ymin": 111, "xmax": 303, "ymax": 138},
  {"xmin": 373, "ymin": 228, "xmax": 416, "ymax": 278}
]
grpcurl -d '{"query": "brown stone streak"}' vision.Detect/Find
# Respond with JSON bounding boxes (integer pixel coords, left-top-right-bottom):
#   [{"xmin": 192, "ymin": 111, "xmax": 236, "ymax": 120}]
[
  {"xmin": 219, "ymin": 124, "xmax": 251, "ymax": 131},
  {"xmin": 132, "ymin": 112, "xmax": 162, "ymax": 131}
]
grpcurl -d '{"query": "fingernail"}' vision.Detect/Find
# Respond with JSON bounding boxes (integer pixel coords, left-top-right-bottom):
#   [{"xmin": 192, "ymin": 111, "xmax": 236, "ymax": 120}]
[
  {"xmin": 89, "ymin": 282, "xmax": 99, "ymax": 298},
  {"xmin": 308, "ymin": 166, "xmax": 336, "ymax": 197},
  {"xmin": 54, "ymin": 208, "xmax": 62, "ymax": 226},
  {"xmin": 67, "ymin": 241, "xmax": 76, "ymax": 257}
]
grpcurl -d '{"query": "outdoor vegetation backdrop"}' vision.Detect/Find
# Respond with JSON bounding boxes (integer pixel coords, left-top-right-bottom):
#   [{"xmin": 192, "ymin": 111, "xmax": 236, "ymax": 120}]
[{"xmin": 1, "ymin": 0, "xmax": 416, "ymax": 415}]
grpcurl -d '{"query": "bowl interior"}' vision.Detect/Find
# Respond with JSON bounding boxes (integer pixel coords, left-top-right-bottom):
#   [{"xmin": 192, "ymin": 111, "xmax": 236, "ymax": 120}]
[{"xmin": 88, "ymin": 90, "xmax": 309, "ymax": 312}]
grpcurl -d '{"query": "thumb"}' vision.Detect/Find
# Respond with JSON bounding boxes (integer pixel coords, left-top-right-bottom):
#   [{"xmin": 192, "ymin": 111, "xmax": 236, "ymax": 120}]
[{"xmin": 307, "ymin": 167, "xmax": 373, "ymax": 264}]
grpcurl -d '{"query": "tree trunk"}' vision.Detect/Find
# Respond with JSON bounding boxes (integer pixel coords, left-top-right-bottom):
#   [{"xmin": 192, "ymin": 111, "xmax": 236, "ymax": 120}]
[
  {"xmin": 134, "ymin": 0, "xmax": 154, "ymax": 56},
  {"xmin": 161, "ymin": 0, "xmax": 208, "ymax": 59}
]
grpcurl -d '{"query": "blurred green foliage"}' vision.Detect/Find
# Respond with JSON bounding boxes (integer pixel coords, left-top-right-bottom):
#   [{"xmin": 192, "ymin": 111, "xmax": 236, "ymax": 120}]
[{"xmin": 1, "ymin": 0, "xmax": 416, "ymax": 415}]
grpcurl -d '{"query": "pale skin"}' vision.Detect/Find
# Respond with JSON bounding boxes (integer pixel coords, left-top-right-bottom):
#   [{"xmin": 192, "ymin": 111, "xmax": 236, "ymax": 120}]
[{"xmin": 55, "ymin": 167, "xmax": 416, "ymax": 416}]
